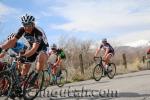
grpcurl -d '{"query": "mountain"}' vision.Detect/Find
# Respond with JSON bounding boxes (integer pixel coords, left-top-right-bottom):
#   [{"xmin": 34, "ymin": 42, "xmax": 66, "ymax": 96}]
[{"xmin": 123, "ymin": 40, "xmax": 150, "ymax": 47}]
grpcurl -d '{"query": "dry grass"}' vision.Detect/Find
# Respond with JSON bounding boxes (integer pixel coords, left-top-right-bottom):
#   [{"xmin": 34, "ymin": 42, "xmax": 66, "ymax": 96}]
[{"xmin": 65, "ymin": 59, "xmax": 149, "ymax": 82}]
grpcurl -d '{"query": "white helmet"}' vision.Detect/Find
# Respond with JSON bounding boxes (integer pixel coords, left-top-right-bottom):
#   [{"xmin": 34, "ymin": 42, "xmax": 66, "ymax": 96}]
[{"xmin": 21, "ymin": 14, "xmax": 35, "ymax": 25}]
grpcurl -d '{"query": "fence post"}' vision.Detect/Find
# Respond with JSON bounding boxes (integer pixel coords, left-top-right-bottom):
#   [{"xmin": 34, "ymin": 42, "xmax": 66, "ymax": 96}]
[
  {"xmin": 142, "ymin": 56, "xmax": 145, "ymax": 63},
  {"xmin": 79, "ymin": 54, "xmax": 84, "ymax": 75},
  {"xmin": 122, "ymin": 53, "xmax": 127, "ymax": 69}
]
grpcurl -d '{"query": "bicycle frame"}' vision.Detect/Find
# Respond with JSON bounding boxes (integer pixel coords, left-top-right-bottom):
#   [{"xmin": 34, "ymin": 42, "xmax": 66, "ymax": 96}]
[
  {"xmin": 10, "ymin": 61, "xmax": 20, "ymax": 86},
  {"xmin": 95, "ymin": 57, "xmax": 104, "ymax": 67}
]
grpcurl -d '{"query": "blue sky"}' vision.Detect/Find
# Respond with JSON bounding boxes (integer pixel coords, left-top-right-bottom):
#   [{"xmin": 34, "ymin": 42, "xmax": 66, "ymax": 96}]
[{"xmin": 0, "ymin": 0, "xmax": 150, "ymax": 46}]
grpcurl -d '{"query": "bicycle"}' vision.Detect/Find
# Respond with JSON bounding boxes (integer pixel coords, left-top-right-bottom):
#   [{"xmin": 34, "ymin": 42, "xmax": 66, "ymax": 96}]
[
  {"xmin": 146, "ymin": 54, "xmax": 150, "ymax": 69},
  {"xmin": 93, "ymin": 57, "xmax": 116, "ymax": 81},
  {"xmin": 22, "ymin": 63, "xmax": 44, "ymax": 100},
  {"xmin": 0, "ymin": 53, "xmax": 45, "ymax": 100},
  {"xmin": 42, "ymin": 64, "xmax": 68, "ymax": 90},
  {"xmin": 0, "ymin": 54, "xmax": 26, "ymax": 99}
]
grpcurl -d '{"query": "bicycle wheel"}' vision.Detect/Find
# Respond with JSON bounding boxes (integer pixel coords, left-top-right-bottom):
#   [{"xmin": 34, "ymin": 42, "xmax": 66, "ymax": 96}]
[
  {"xmin": 0, "ymin": 75, "xmax": 12, "ymax": 96},
  {"xmin": 56, "ymin": 69, "xmax": 68, "ymax": 87},
  {"xmin": 93, "ymin": 64, "xmax": 103, "ymax": 81},
  {"xmin": 42, "ymin": 69, "xmax": 52, "ymax": 91},
  {"xmin": 107, "ymin": 63, "xmax": 116, "ymax": 79},
  {"xmin": 23, "ymin": 71, "xmax": 44, "ymax": 100}
]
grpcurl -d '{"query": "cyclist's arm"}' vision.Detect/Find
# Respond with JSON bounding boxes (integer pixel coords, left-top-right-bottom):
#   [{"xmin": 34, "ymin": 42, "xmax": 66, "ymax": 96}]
[
  {"xmin": 94, "ymin": 44, "xmax": 103, "ymax": 57},
  {"xmin": 1, "ymin": 27, "xmax": 24, "ymax": 51},
  {"xmin": 94, "ymin": 47, "xmax": 101, "ymax": 57},
  {"xmin": 22, "ymin": 33, "xmax": 42, "ymax": 57},
  {"xmin": 23, "ymin": 42, "xmax": 39, "ymax": 57},
  {"xmin": 54, "ymin": 56, "xmax": 62, "ymax": 66},
  {"xmin": 0, "ymin": 37, "xmax": 17, "ymax": 50}
]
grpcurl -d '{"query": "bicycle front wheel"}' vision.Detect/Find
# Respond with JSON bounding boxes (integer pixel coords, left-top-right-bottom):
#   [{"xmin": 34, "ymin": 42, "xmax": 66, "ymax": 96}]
[
  {"xmin": 0, "ymin": 75, "xmax": 12, "ymax": 96},
  {"xmin": 42, "ymin": 69, "xmax": 52, "ymax": 91},
  {"xmin": 56, "ymin": 68, "xmax": 68, "ymax": 87},
  {"xmin": 93, "ymin": 64, "xmax": 103, "ymax": 81},
  {"xmin": 23, "ymin": 71, "xmax": 44, "ymax": 100}
]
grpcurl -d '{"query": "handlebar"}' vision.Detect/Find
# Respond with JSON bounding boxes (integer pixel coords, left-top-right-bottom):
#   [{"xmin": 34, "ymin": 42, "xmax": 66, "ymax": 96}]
[
  {"xmin": 94, "ymin": 56, "xmax": 105, "ymax": 64},
  {"xmin": 6, "ymin": 52, "xmax": 26, "ymax": 63}
]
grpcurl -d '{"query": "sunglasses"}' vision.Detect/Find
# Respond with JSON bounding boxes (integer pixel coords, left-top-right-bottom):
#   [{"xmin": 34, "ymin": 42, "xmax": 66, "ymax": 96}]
[{"xmin": 23, "ymin": 23, "xmax": 33, "ymax": 27}]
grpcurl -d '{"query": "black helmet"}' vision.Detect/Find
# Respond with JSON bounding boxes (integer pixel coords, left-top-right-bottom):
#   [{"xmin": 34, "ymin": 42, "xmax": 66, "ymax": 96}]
[
  {"xmin": 7, "ymin": 33, "xmax": 15, "ymax": 40},
  {"xmin": 51, "ymin": 43, "xmax": 57, "ymax": 49},
  {"xmin": 21, "ymin": 14, "xmax": 35, "ymax": 25}
]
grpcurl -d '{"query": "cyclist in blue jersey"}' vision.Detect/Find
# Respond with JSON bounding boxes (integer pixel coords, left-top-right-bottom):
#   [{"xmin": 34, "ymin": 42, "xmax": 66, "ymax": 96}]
[
  {"xmin": 0, "ymin": 33, "xmax": 28, "ymax": 74},
  {"xmin": 0, "ymin": 33, "xmax": 27, "ymax": 56}
]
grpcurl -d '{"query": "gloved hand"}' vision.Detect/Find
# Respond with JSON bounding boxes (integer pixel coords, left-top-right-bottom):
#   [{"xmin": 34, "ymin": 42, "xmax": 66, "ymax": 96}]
[
  {"xmin": 10, "ymin": 54, "xmax": 16, "ymax": 58},
  {"xmin": 18, "ymin": 56, "xmax": 26, "ymax": 63}
]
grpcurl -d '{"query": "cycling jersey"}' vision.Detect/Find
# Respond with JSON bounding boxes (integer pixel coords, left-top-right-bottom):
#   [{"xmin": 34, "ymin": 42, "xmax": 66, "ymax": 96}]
[
  {"xmin": 100, "ymin": 43, "xmax": 114, "ymax": 54},
  {"xmin": 15, "ymin": 26, "xmax": 49, "ymax": 53},
  {"xmin": 49, "ymin": 49, "xmax": 66, "ymax": 60},
  {"xmin": 15, "ymin": 26, "xmax": 49, "ymax": 63}
]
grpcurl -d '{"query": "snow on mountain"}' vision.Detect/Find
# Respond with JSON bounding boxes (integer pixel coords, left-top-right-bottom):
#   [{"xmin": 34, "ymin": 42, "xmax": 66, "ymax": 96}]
[{"xmin": 124, "ymin": 40, "xmax": 150, "ymax": 47}]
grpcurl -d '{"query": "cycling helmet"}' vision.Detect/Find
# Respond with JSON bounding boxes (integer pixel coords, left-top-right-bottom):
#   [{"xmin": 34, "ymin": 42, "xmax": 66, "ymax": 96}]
[
  {"xmin": 7, "ymin": 33, "xmax": 15, "ymax": 40},
  {"xmin": 51, "ymin": 43, "xmax": 57, "ymax": 49},
  {"xmin": 21, "ymin": 14, "xmax": 35, "ymax": 25},
  {"xmin": 102, "ymin": 38, "xmax": 107, "ymax": 43}
]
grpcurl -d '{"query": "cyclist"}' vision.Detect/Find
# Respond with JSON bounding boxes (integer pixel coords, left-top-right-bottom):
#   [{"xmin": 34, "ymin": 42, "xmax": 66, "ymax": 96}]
[
  {"xmin": 147, "ymin": 48, "xmax": 150, "ymax": 55},
  {"xmin": 0, "ymin": 14, "xmax": 49, "ymax": 79},
  {"xmin": 94, "ymin": 38, "xmax": 115, "ymax": 71},
  {"xmin": 0, "ymin": 33, "xmax": 28, "ymax": 73},
  {"xmin": 146, "ymin": 48, "xmax": 150, "ymax": 59},
  {"xmin": 48, "ymin": 43, "xmax": 66, "ymax": 81}
]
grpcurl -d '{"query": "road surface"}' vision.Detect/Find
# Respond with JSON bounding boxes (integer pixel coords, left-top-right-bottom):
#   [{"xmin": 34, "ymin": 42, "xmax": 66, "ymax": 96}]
[{"xmin": 1, "ymin": 70, "xmax": 150, "ymax": 100}]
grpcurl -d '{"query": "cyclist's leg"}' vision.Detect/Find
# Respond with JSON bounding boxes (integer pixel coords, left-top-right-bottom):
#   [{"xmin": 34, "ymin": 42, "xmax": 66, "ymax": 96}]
[
  {"xmin": 56, "ymin": 60, "xmax": 63, "ymax": 77},
  {"xmin": 16, "ymin": 61, "xmax": 23, "ymax": 74},
  {"xmin": 51, "ymin": 65, "xmax": 56, "ymax": 75},
  {"xmin": 36, "ymin": 51, "xmax": 48, "ymax": 72},
  {"xmin": 21, "ymin": 63, "xmax": 31, "ymax": 76},
  {"xmin": 105, "ymin": 53, "xmax": 113, "ymax": 65}
]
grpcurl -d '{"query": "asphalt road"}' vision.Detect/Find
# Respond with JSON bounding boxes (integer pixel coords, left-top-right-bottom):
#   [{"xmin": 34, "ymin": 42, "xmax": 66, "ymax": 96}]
[{"xmin": 1, "ymin": 70, "xmax": 150, "ymax": 100}]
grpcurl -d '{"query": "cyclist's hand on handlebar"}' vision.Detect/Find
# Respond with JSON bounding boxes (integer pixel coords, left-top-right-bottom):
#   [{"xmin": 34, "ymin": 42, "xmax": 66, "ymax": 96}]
[
  {"xmin": 10, "ymin": 54, "xmax": 16, "ymax": 58},
  {"xmin": 93, "ymin": 56, "xmax": 97, "ymax": 61},
  {"xmin": 18, "ymin": 56, "xmax": 26, "ymax": 63}
]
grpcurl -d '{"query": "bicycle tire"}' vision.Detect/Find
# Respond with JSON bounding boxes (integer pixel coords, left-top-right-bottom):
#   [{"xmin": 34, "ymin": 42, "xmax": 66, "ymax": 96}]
[
  {"xmin": 56, "ymin": 69, "xmax": 68, "ymax": 87},
  {"xmin": 107, "ymin": 63, "xmax": 116, "ymax": 79},
  {"xmin": 0, "ymin": 75, "xmax": 12, "ymax": 96},
  {"xmin": 93, "ymin": 64, "xmax": 103, "ymax": 81},
  {"xmin": 23, "ymin": 71, "xmax": 44, "ymax": 100},
  {"xmin": 42, "ymin": 69, "xmax": 52, "ymax": 91}
]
